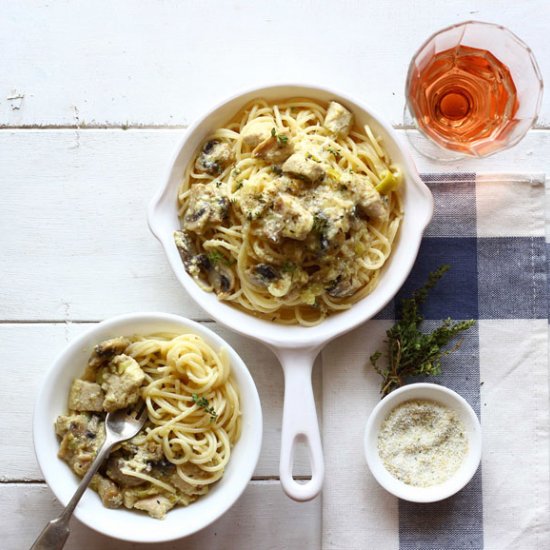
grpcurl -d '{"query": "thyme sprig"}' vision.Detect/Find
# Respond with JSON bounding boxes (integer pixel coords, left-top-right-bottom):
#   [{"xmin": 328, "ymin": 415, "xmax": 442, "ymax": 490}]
[
  {"xmin": 370, "ymin": 265, "xmax": 475, "ymax": 397},
  {"xmin": 192, "ymin": 393, "xmax": 218, "ymax": 420}
]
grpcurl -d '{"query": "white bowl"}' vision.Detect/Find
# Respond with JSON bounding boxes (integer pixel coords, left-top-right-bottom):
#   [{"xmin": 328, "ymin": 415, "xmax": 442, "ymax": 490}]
[
  {"xmin": 33, "ymin": 312, "xmax": 263, "ymax": 543},
  {"xmin": 364, "ymin": 383, "xmax": 481, "ymax": 502},
  {"xmin": 149, "ymin": 83, "xmax": 434, "ymax": 501}
]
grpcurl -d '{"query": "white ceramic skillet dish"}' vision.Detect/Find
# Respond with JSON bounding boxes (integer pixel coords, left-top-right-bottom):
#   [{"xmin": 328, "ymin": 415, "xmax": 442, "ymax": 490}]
[
  {"xmin": 148, "ymin": 84, "xmax": 434, "ymax": 501},
  {"xmin": 33, "ymin": 312, "xmax": 262, "ymax": 543}
]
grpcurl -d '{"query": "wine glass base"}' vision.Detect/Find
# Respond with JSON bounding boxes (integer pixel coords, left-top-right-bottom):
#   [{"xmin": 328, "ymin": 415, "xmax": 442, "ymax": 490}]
[{"xmin": 403, "ymin": 104, "xmax": 466, "ymax": 162}]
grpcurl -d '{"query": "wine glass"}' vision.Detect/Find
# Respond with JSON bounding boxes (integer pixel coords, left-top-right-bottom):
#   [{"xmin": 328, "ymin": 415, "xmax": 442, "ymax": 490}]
[{"xmin": 404, "ymin": 21, "xmax": 543, "ymax": 160}]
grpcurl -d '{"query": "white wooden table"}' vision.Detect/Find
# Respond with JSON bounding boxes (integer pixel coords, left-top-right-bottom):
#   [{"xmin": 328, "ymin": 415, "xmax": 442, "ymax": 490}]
[{"xmin": 1, "ymin": 2, "xmax": 548, "ymax": 549}]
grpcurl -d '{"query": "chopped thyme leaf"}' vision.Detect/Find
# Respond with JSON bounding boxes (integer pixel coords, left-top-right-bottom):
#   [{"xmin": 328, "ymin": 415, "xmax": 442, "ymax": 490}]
[
  {"xmin": 206, "ymin": 249, "xmax": 234, "ymax": 266},
  {"xmin": 281, "ymin": 261, "xmax": 296, "ymax": 273},
  {"xmin": 305, "ymin": 152, "xmax": 321, "ymax": 163},
  {"xmin": 271, "ymin": 127, "xmax": 289, "ymax": 145},
  {"xmin": 235, "ymin": 181, "xmax": 244, "ymax": 190},
  {"xmin": 312, "ymin": 211, "xmax": 329, "ymax": 233}
]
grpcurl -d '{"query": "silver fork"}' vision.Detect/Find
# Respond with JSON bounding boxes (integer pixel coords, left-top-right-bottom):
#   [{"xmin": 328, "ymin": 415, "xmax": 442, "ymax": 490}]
[{"xmin": 30, "ymin": 402, "xmax": 148, "ymax": 550}]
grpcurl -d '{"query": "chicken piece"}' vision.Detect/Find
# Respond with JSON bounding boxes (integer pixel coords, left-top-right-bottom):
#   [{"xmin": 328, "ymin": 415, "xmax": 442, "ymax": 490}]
[
  {"xmin": 91, "ymin": 473, "xmax": 123, "ymax": 508},
  {"xmin": 133, "ymin": 495, "xmax": 175, "ymax": 519},
  {"xmin": 101, "ymin": 354, "xmax": 145, "ymax": 412},
  {"xmin": 341, "ymin": 173, "xmax": 388, "ymax": 220},
  {"xmin": 68, "ymin": 379, "xmax": 105, "ymax": 412},
  {"xmin": 170, "ymin": 463, "xmax": 211, "ymax": 498},
  {"xmin": 324, "ymin": 101, "xmax": 353, "ymax": 137},
  {"xmin": 183, "ymin": 182, "xmax": 229, "ymax": 234},
  {"xmin": 241, "ymin": 118, "xmax": 274, "ymax": 147},
  {"xmin": 83, "ymin": 337, "xmax": 130, "ymax": 381},
  {"xmin": 56, "ymin": 413, "xmax": 105, "ymax": 477},
  {"xmin": 261, "ymin": 193, "xmax": 314, "ymax": 242},
  {"xmin": 253, "ymin": 132, "xmax": 294, "ymax": 164},
  {"xmin": 307, "ymin": 184, "xmax": 355, "ymax": 242},
  {"xmin": 282, "ymin": 153, "xmax": 325, "ymax": 183},
  {"xmin": 195, "ymin": 140, "xmax": 233, "ymax": 175}
]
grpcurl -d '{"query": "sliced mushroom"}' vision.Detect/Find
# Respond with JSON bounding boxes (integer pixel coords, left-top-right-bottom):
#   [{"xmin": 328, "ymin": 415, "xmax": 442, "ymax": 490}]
[
  {"xmin": 250, "ymin": 263, "xmax": 280, "ymax": 287},
  {"xmin": 106, "ymin": 455, "xmax": 147, "ymax": 487},
  {"xmin": 325, "ymin": 275, "xmax": 361, "ymax": 298},
  {"xmin": 174, "ymin": 230, "xmax": 197, "ymax": 268},
  {"xmin": 195, "ymin": 140, "xmax": 234, "ymax": 175},
  {"xmin": 83, "ymin": 337, "xmax": 131, "ymax": 380},
  {"xmin": 208, "ymin": 263, "xmax": 235, "ymax": 295}
]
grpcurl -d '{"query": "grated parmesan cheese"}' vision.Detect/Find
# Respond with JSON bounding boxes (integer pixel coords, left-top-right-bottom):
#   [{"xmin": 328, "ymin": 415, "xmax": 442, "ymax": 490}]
[{"xmin": 377, "ymin": 399, "xmax": 468, "ymax": 487}]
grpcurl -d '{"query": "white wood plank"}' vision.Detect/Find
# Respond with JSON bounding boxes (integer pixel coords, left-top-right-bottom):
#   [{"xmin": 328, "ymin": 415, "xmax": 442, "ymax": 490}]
[
  {"xmin": 0, "ymin": 129, "xmax": 198, "ymax": 321},
  {"xmin": 2, "ymin": 481, "xmax": 321, "ymax": 550},
  {"xmin": 0, "ymin": 1, "xmax": 548, "ymax": 128},
  {"xmin": 1, "ymin": 129, "xmax": 549, "ymax": 322},
  {"xmin": 0, "ymin": 323, "xmax": 321, "ymax": 480}
]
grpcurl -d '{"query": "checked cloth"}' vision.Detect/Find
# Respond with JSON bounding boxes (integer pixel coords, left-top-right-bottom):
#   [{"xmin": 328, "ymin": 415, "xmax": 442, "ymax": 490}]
[{"xmin": 321, "ymin": 173, "xmax": 549, "ymax": 550}]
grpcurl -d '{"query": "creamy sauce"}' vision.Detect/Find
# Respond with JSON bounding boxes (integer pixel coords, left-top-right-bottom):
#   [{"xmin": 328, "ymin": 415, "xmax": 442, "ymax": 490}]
[{"xmin": 377, "ymin": 399, "xmax": 468, "ymax": 487}]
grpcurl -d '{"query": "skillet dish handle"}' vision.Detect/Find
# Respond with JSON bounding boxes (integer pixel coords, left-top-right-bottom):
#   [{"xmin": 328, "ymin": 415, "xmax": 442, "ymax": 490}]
[{"xmin": 274, "ymin": 347, "xmax": 324, "ymax": 501}]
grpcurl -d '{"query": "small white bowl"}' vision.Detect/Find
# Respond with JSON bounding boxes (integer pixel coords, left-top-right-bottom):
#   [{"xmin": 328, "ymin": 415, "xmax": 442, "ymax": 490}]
[
  {"xmin": 364, "ymin": 383, "xmax": 481, "ymax": 502},
  {"xmin": 33, "ymin": 312, "xmax": 263, "ymax": 543}
]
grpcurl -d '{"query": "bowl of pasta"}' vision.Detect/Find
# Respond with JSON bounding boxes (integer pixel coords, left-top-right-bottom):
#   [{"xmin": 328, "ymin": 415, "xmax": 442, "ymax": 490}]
[
  {"xmin": 149, "ymin": 84, "xmax": 434, "ymax": 501},
  {"xmin": 33, "ymin": 312, "xmax": 262, "ymax": 543}
]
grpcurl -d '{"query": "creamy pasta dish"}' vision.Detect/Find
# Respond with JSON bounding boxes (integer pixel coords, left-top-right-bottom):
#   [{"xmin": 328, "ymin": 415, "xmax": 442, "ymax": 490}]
[
  {"xmin": 55, "ymin": 333, "xmax": 241, "ymax": 519},
  {"xmin": 175, "ymin": 98, "xmax": 403, "ymax": 325}
]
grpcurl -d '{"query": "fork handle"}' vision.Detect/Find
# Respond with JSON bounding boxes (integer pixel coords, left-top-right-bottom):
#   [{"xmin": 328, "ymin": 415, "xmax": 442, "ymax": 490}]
[
  {"xmin": 30, "ymin": 438, "xmax": 115, "ymax": 550},
  {"xmin": 29, "ymin": 518, "xmax": 70, "ymax": 550}
]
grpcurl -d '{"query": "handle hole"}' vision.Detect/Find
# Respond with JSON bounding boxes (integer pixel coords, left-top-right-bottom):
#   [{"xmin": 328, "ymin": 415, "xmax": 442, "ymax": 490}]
[{"xmin": 291, "ymin": 434, "xmax": 312, "ymax": 482}]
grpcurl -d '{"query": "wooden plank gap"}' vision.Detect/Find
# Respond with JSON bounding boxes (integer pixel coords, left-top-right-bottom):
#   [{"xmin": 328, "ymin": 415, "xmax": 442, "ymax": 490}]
[
  {"xmin": 0, "ymin": 318, "xmax": 214, "ymax": 325},
  {"xmin": 0, "ymin": 124, "xmax": 189, "ymax": 131}
]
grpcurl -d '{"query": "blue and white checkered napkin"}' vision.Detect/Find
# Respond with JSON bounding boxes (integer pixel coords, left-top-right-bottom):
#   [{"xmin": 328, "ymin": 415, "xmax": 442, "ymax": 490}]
[{"xmin": 321, "ymin": 174, "xmax": 549, "ymax": 550}]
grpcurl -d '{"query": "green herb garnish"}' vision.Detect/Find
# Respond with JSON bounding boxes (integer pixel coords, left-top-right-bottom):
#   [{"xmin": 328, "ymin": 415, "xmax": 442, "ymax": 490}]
[
  {"xmin": 370, "ymin": 265, "xmax": 475, "ymax": 397},
  {"xmin": 305, "ymin": 152, "xmax": 321, "ymax": 163},
  {"xmin": 192, "ymin": 393, "xmax": 218, "ymax": 420},
  {"xmin": 271, "ymin": 127, "xmax": 289, "ymax": 145},
  {"xmin": 207, "ymin": 250, "xmax": 234, "ymax": 266},
  {"xmin": 312, "ymin": 212, "xmax": 329, "ymax": 233},
  {"xmin": 281, "ymin": 261, "xmax": 296, "ymax": 273}
]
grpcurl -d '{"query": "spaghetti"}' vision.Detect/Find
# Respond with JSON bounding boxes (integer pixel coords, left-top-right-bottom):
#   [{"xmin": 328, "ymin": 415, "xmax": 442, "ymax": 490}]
[
  {"xmin": 175, "ymin": 98, "xmax": 403, "ymax": 326},
  {"xmin": 55, "ymin": 333, "xmax": 241, "ymax": 518}
]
